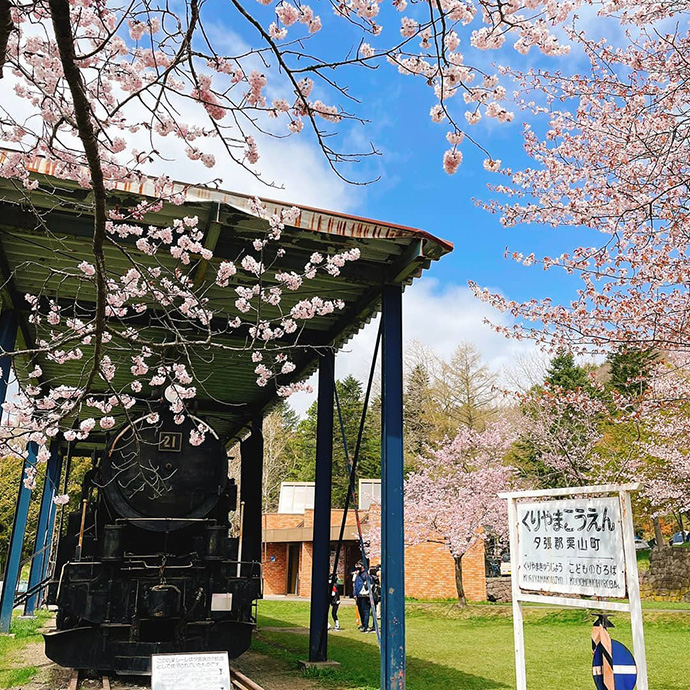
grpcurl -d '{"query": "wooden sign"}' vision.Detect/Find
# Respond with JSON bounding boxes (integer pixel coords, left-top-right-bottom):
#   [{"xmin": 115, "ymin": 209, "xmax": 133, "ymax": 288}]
[
  {"xmin": 518, "ymin": 496, "xmax": 626, "ymax": 597},
  {"xmin": 499, "ymin": 484, "xmax": 648, "ymax": 690}
]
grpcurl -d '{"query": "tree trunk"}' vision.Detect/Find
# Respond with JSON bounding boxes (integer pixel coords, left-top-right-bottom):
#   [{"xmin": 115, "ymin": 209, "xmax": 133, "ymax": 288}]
[
  {"xmin": 653, "ymin": 517, "xmax": 664, "ymax": 548},
  {"xmin": 454, "ymin": 555, "xmax": 467, "ymax": 607}
]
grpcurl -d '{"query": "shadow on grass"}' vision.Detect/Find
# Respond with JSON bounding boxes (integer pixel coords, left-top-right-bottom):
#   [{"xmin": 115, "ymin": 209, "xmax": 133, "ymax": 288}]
[{"xmin": 255, "ymin": 615, "xmax": 509, "ymax": 690}]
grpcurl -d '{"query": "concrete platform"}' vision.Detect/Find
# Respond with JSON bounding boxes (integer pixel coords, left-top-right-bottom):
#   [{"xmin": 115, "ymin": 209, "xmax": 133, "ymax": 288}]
[{"xmin": 298, "ymin": 659, "xmax": 342, "ymax": 671}]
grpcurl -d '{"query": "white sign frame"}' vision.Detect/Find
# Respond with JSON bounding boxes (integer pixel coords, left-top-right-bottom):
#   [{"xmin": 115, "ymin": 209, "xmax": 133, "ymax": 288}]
[{"xmin": 499, "ymin": 484, "xmax": 648, "ymax": 690}]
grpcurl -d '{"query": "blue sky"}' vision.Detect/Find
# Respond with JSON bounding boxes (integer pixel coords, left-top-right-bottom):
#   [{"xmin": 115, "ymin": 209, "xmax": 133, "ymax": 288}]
[
  {"xmin": 134, "ymin": 3, "xmax": 625, "ymax": 409},
  {"xmin": 187, "ymin": 0, "xmax": 609, "ymax": 312}
]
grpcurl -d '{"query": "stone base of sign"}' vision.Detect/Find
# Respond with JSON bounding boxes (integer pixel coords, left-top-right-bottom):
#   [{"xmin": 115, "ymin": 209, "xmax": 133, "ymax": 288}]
[
  {"xmin": 486, "ymin": 576, "xmax": 583, "ymax": 604},
  {"xmin": 298, "ymin": 659, "xmax": 341, "ymax": 671},
  {"xmin": 486, "ymin": 577, "xmax": 512, "ymax": 603},
  {"xmin": 639, "ymin": 546, "xmax": 690, "ymax": 602}
]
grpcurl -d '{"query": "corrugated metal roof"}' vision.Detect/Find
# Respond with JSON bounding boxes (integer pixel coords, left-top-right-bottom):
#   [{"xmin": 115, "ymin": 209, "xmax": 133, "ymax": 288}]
[{"xmin": 0, "ymin": 153, "xmax": 452, "ymax": 443}]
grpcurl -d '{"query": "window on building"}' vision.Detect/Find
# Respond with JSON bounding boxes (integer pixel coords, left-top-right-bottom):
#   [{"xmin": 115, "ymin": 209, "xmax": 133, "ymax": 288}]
[
  {"xmin": 359, "ymin": 479, "xmax": 381, "ymax": 510},
  {"xmin": 278, "ymin": 482, "xmax": 316, "ymax": 514}
]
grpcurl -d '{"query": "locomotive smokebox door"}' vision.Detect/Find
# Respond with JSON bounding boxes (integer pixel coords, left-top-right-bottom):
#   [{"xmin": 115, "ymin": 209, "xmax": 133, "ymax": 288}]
[{"xmin": 101, "ymin": 412, "xmax": 228, "ymax": 529}]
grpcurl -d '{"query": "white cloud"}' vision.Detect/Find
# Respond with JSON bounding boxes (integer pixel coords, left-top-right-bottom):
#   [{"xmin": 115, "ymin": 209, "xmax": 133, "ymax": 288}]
[
  {"xmin": 125, "ymin": 98, "xmax": 358, "ymax": 212},
  {"xmin": 288, "ymin": 279, "xmax": 544, "ymax": 416},
  {"xmin": 205, "ymin": 135, "xmax": 357, "ymax": 212}
]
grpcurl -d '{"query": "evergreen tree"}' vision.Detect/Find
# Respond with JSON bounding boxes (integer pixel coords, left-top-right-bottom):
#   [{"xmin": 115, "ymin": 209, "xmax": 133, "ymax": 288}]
[
  {"xmin": 544, "ymin": 349, "xmax": 590, "ymax": 390},
  {"xmin": 288, "ymin": 375, "xmax": 380, "ymax": 506},
  {"xmin": 514, "ymin": 350, "xmax": 597, "ymax": 488},
  {"xmin": 404, "ymin": 363, "xmax": 432, "ymax": 467},
  {"xmin": 607, "ymin": 348, "xmax": 658, "ymax": 398}
]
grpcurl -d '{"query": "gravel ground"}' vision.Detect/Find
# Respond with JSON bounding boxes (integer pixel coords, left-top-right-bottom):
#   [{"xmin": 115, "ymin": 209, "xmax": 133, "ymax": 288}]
[{"xmin": 15, "ymin": 641, "xmax": 327, "ymax": 690}]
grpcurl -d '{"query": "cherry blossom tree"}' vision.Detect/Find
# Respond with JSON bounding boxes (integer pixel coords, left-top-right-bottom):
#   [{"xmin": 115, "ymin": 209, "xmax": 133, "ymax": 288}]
[
  {"xmin": 623, "ymin": 355, "xmax": 690, "ymax": 520},
  {"xmin": 467, "ymin": 7, "xmax": 690, "ymax": 542},
  {"xmin": 513, "ymin": 351, "xmax": 690, "ymax": 542},
  {"xmin": 473, "ymin": 6, "xmax": 690, "ymax": 356},
  {"xmin": 3, "ymin": 196, "xmax": 361, "ymax": 494},
  {"xmin": 1, "ymin": 0, "xmax": 679, "ymax": 502},
  {"xmin": 0, "ymin": 0, "xmax": 600, "ymax": 501},
  {"xmin": 0, "ymin": 0, "xmax": 579, "ymax": 193},
  {"xmin": 515, "ymin": 383, "xmax": 607, "ymax": 487},
  {"xmin": 404, "ymin": 420, "xmax": 517, "ymax": 604}
]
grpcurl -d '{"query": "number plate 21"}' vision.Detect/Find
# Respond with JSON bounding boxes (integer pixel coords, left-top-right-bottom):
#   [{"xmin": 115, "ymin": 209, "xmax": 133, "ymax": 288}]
[{"xmin": 159, "ymin": 431, "xmax": 182, "ymax": 452}]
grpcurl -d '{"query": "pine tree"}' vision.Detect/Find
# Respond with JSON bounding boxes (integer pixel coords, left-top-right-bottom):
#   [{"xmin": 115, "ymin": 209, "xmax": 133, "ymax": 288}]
[
  {"xmin": 404, "ymin": 364, "xmax": 432, "ymax": 467},
  {"xmin": 288, "ymin": 375, "xmax": 380, "ymax": 506},
  {"xmin": 514, "ymin": 350, "xmax": 598, "ymax": 488},
  {"xmin": 607, "ymin": 348, "xmax": 658, "ymax": 398},
  {"xmin": 544, "ymin": 349, "xmax": 590, "ymax": 390}
]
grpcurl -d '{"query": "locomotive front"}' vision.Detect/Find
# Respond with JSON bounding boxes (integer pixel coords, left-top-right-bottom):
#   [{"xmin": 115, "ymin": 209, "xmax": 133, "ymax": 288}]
[{"xmin": 44, "ymin": 413, "xmax": 261, "ymax": 674}]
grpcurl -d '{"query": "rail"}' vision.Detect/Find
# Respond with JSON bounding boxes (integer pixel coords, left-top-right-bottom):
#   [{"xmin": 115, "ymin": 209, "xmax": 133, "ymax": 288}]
[
  {"xmin": 66, "ymin": 666, "xmax": 263, "ymax": 689},
  {"xmin": 67, "ymin": 670, "xmax": 110, "ymax": 690},
  {"xmin": 231, "ymin": 667, "xmax": 265, "ymax": 690}
]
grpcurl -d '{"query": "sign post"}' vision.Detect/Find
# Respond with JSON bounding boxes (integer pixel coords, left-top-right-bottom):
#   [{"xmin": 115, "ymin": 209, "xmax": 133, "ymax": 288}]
[{"xmin": 499, "ymin": 484, "xmax": 648, "ymax": 690}]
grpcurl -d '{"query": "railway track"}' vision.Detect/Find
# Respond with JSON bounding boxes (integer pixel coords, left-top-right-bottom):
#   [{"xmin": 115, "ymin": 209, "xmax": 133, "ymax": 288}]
[
  {"xmin": 67, "ymin": 670, "xmax": 110, "ymax": 690},
  {"xmin": 230, "ymin": 666, "xmax": 265, "ymax": 690},
  {"xmin": 66, "ymin": 667, "xmax": 264, "ymax": 690}
]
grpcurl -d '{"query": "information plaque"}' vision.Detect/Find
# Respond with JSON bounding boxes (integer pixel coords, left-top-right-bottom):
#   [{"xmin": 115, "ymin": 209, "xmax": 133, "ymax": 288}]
[
  {"xmin": 152, "ymin": 652, "xmax": 231, "ymax": 690},
  {"xmin": 517, "ymin": 496, "xmax": 626, "ymax": 598}
]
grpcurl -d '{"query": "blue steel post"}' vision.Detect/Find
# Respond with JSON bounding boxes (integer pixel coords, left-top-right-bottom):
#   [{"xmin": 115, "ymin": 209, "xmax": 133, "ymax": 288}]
[
  {"xmin": 40, "ymin": 495, "xmax": 58, "ymax": 586},
  {"xmin": 381, "ymin": 284, "xmax": 405, "ymax": 689},
  {"xmin": 24, "ymin": 440, "xmax": 62, "ymax": 615},
  {"xmin": 0, "ymin": 311, "xmax": 17, "ymax": 397},
  {"xmin": 308, "ymin": 350, "xmax": 335, "ymax": 662},
  {"xmin": 0, "ymin": 310, "xmax": 19, "ymax": 631},
  {"xmin": 0, "ymin": 442, "xmax": 37, "ymax": 632}
]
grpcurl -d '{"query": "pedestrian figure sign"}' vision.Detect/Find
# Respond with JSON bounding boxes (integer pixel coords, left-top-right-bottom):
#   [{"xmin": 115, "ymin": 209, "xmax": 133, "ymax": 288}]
[
  {"xmin": 592, "ymin": 640, "xmax": 637, "ymax": 690},
  {"xmin": 591, "ymin": 614, "xmax": 637, "ymax": 690}
]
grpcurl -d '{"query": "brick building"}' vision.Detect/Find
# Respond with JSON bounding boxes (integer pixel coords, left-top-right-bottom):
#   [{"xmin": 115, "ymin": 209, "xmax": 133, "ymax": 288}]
[{"xmin": 262, "ymin": 482, "xmax": 488, "ymax": 601}]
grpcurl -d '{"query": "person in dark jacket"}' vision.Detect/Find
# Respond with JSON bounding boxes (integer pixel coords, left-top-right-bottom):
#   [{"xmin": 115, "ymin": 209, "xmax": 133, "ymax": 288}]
[
  {"xmin": 353, "ymin": 563, "xmax": 373, "ymax": 632},
  {"xmin": 329, "ymin": 573, "xmax": 341, "ymax": 630},
  {"xmin": 369, "ymin": 565, "xmax": 381, "ymax": 621}
]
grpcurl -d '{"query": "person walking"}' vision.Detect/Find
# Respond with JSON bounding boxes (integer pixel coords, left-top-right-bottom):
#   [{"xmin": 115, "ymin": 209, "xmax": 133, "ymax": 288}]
[
  {"xmin": 329, "ymin": 574, "xmax": 341, "ymax": 631},
  {"xmin": 369, "ymin": 565, "xmax": 381, "ymax": 622},
  {"xmin": 354, "ymin": 563, "xmax": 373, "ymax": 632},
  {"xmin": 351, "ymin": 561, "xmax": 362, "ymax": 627}
]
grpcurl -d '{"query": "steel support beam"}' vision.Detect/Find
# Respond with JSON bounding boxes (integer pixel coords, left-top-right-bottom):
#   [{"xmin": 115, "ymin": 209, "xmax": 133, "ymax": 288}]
[
  {"xmin": 381, "ymin": 284, "xmax": 405, "ymax": 690},
  {"xmin": 308, "ymin": 350, "xmax": 335, "ymax": 662},
  {"xmin": 40, "ymin": 477, "xmax": 60, "ymax": 583},
  {"xmin": 240, "ymin": 415, "xmax": 264, "ymax": 572},
  {"xmin": 0, "ymin": 441, "xmax": 37, "ymax": 632},
  {"xmin": 0, "ymin": 309, "xmax": 19, "ymax": 632},
  {"xmin": 24, "ymin": 440, "xmax": 62, "ymax": 615},
  {"xmin": 0, "ymin": 309, "xmax": 17, "ymax": 409}
]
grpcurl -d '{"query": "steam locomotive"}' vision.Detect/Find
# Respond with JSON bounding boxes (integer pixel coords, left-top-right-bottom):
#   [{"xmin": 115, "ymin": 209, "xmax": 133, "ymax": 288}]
[{"xmin": 44, "ymin": 412, "xmax": 261, "ymax": 674}]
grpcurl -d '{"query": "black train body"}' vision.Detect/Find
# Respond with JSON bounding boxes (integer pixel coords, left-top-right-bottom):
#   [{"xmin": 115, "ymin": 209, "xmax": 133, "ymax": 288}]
[{"xmin": 44, "ymin": 414, "xmax": 261, "ymax": 674}]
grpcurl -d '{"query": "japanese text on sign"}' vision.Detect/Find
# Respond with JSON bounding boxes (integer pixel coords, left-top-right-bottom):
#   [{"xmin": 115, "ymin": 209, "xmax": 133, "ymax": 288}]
[
  {"xmin": 517, "ymin": 497, "xmax": 626, "ymax": 597},
  {"xmin": 152, "ymin": 652, "xmax": 231, "ymax": 690}
]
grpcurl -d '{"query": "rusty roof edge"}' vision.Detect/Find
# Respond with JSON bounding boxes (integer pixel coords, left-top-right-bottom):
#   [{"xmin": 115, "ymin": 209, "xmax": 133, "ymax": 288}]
[{"xmin": 0, "ymin": 148, "xmax": 453, "ymax": 258}]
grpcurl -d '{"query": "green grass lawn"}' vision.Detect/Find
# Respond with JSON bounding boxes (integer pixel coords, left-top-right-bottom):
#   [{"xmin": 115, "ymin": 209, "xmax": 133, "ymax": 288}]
[
  {"xmin": 257, "ymin": 600, "xmax": 690, "ymax": 690},
  {"xmin": 0, "ymin": 610, "xmax": 52, "ymax": 688}
]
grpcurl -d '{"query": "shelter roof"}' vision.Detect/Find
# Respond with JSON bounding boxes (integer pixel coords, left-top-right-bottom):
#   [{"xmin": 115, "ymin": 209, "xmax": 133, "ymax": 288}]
[{"xmin": 0, "ymin": 152, "xmax": 452, "ymax": 443}]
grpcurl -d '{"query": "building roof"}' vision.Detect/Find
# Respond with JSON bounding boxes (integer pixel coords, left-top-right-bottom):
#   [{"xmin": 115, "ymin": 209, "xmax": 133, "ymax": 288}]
[{"xmin": 0, "ymin": 152, "xmax": 452, "ymax": 443}]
